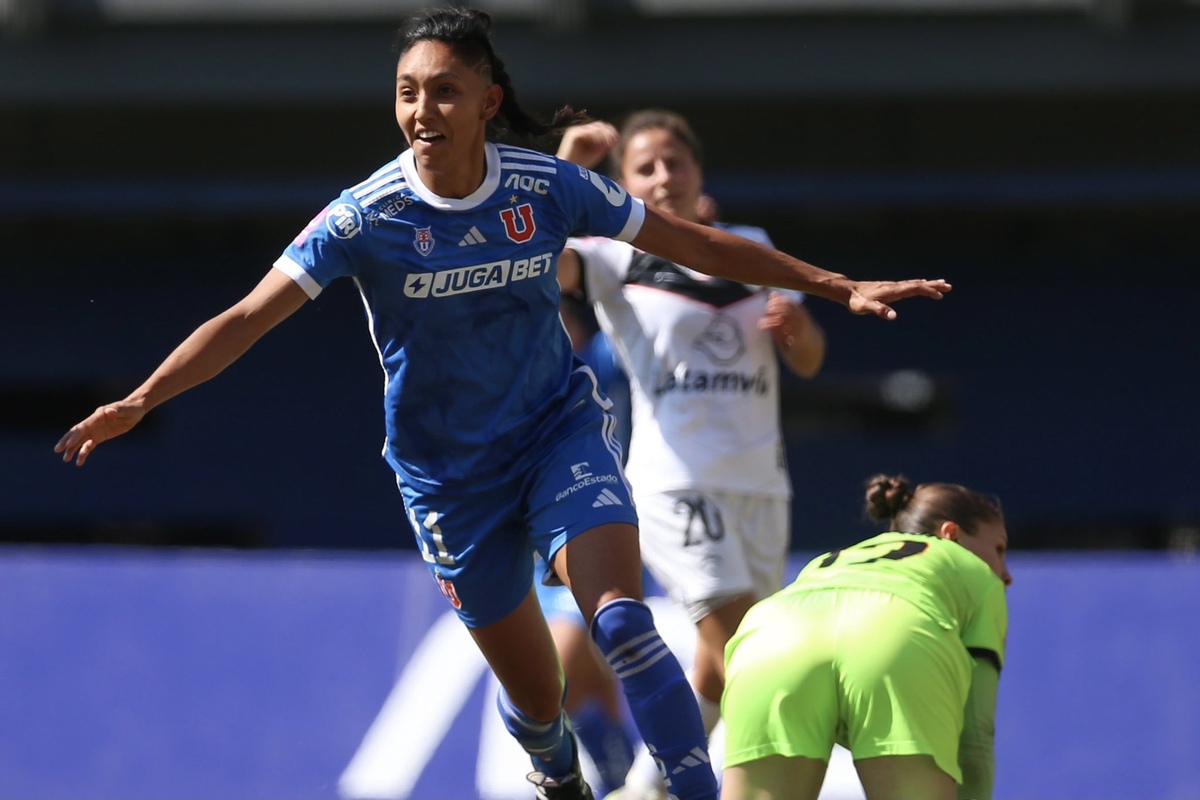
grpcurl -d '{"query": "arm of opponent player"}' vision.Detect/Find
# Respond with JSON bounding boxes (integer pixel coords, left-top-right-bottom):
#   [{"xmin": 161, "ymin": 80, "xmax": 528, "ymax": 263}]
[{"xmin": 55, "ymin": 269, "xmax": 309, "ymax": 466}]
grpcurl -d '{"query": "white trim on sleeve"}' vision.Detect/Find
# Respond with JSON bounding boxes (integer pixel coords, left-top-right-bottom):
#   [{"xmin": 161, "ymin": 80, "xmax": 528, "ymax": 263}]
[
  {"xmin": 614, "ymin": 198, "xmax": 646, "ymax": 243},
  {"xmin": 273, "ymin": 255, "xmax": 323, "ymax": 299}
]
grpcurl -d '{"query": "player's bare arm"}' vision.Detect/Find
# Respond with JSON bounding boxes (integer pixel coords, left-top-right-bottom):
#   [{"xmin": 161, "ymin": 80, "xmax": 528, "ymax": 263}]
[
  {"xmin": 631, "ymin": 206, "xmax": 951, "ymax": 320},
  {"xmin": 55, "ymin": 269, "xmax": 309, "ymax": 466}
]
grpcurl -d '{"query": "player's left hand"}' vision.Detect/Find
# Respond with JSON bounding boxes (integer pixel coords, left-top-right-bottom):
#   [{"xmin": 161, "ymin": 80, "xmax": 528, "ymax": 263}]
[
  {"xmin": 847, "ymin": 278, "xmax": 952, "ymax": 320},
  {"xmin": 759, "ymin": 291, "xmax": 809, "ymax": 349}
]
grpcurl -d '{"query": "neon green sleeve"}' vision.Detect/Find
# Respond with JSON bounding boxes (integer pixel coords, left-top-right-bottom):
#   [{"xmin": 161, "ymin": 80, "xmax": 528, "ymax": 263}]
[{"xmin": 958, "ymin": 653, "xmax": 1000, "ymax": 800}]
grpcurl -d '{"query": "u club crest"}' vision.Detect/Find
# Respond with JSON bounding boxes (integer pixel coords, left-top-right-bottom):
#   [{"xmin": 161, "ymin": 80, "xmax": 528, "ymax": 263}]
[
  {"xmin": 413, "ymin": 226, "xmax": 435, "ymax": 256},
  {"xmin": 499, "ymin": 203, "xmax": 536, "ymax": 244}
]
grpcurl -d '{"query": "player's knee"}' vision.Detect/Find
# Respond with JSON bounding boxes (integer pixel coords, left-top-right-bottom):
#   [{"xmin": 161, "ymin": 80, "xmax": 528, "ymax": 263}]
[{"xmin": 590, "ymin": 597, "xmax": 654, "ymax": 652}]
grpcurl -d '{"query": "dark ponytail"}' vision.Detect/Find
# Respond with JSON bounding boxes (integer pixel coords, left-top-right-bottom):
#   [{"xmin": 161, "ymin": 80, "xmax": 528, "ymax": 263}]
[
  {"xmin": 864, "ymin": 473, "xmax": 1003, "ymax": 537},
  {"xmin": 395, "ymin": 7, "xmax": 586, "ymax": 142}
]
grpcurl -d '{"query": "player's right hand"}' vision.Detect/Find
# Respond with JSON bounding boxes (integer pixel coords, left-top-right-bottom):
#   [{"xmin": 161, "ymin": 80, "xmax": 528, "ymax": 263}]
[
  {"xmin": 846, "ymin": 278, "xmax": 952, "ymax": 320},
  {"xmin": 54, "ymin": 401, "xmax": 146, "ymax": 466},
  {"xmin": 556, "ymin": 120, "xmax": 619, "ymax": 169}
]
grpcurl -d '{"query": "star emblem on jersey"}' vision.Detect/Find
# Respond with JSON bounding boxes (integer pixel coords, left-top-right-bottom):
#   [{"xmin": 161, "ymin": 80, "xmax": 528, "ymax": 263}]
[
  {"xmin": 509, "ymin": 194, "xmax": 519, "ymax": 204},
  {"xmin": 592, "ymin": 488, "xmax": 623, "ymax": 508},
  {"xmin": 458, "ymin": 226, "xmax": 486, "ymax": 247},
  {"xmin": 413, "ymin": 226, "xmax": 435, "ymax": 257}
]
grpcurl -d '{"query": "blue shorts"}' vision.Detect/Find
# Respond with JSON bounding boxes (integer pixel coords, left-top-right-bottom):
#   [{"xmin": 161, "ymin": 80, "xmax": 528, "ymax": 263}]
[{"xmin": 397, "ymin": 399, "xmax": 637, "ymax": 628}]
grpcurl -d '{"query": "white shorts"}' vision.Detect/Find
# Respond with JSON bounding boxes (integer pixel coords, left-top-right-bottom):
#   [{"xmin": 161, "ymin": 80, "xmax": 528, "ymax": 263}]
[{"xmin": 635, "ymin": 489, "xmax": 790, "ymax": 623}]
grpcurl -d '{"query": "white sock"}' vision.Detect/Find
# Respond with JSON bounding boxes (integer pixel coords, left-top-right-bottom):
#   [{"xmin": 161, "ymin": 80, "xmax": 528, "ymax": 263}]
[
  {"xmin": 622, "ymin": 745, "xmax": 665, "ymax": 797},
  {"xmin": 692, "ymin": 680, "xmax": 722, "ymax": 736}
]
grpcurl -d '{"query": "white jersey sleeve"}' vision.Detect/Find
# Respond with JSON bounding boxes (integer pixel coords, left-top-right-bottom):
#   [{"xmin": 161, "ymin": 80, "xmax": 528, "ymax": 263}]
[{"xmin": 567, "ymin": 236, "xmax": 635, "ymax": 303}]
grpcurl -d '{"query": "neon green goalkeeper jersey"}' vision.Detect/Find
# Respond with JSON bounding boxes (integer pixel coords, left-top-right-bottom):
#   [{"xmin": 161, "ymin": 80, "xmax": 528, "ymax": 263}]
[{"xmin": 789, "ymin": 531, "xmax": 1007, "ymax": 666}]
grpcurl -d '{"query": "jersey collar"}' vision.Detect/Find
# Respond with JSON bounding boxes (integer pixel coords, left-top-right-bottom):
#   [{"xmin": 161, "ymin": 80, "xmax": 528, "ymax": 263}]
[{"xmin": 398, "ymin": 142, "xmax": 501, "ymax": 211}]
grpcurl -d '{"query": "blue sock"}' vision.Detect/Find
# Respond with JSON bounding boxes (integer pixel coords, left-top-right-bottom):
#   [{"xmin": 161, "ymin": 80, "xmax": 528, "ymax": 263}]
[
  {"xmin": 590, "ymin": 598, "xmax": 717, "ymax": 800},
  {"xmin": 571, "ymin": 699, "xmax": 634, "ymax": 797},
  {"xmin": 495, "ymin": 687, "xmax": 576, "ymax": 778}
]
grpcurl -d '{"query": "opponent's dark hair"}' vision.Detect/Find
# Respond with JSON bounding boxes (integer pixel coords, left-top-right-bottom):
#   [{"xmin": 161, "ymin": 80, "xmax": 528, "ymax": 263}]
[
  {"xmin": 611, "ymin": 108, "xmax": 705, "ymax": 173},
  {"xmin": 865, "ymin": 474, "xmax": 1003, "ymax": 537},
  {"xmin": 395, "ymin": 7, "xmax": 585, "ymax": 142}
]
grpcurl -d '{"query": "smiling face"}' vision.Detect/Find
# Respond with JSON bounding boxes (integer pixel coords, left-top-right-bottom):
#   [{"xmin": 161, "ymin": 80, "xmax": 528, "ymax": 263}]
[
  {"xmin": 617, "ymin": 126, "xmax": 704, "ymax": 224},
  {"xmin": 395, "ymin": 39, "xmax": 501, "ymax": 198}
]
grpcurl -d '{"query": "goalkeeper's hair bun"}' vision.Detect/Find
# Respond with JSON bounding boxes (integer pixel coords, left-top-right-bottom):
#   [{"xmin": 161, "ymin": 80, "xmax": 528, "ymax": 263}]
[
  {"xmin": 864, "ymin": 473, "xmax": 1003, "ymax": 538},
  {"xmin": 864, "ymin": 474, "xmax": 914, "ymax": 522}
]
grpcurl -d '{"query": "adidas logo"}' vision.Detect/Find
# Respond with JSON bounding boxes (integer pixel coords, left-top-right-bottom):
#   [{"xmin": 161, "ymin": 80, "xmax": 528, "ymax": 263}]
[
  {"xmin": 592, "ymin": 488, "xmax": 623, "ymax": 508},
  {"xmin": 458, "ymin": 226, "xmax": 486, "ymax": 246},
  {"xmin": 671, "ymin": 746, "xmax": 712, "ymax": 774}
]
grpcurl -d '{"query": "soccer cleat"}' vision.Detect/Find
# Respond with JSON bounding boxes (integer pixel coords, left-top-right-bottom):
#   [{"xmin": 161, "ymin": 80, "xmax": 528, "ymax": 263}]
[
  {"xmin": 527, "ymin": 766, "xmax": 595, "ymax": 800},
  {"xmin": 527, "ymin": 740, "xmax": 596, "ymax": 800}
]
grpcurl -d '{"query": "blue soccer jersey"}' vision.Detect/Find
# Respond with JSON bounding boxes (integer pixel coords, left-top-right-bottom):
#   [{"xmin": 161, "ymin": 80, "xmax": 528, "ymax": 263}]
[{"xmin": 274, "ymin": 142, "xmax": 645, "ymax": 489}]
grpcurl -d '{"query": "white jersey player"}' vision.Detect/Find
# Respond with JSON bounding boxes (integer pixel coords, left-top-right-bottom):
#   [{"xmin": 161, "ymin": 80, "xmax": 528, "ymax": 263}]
[
  {"xmin": 570, "ymin": 225, "xmax": 800, "ymax": 501},
  {"xmin": 557, "ymin": 112, "xmax": 829, "ymax": 800}
]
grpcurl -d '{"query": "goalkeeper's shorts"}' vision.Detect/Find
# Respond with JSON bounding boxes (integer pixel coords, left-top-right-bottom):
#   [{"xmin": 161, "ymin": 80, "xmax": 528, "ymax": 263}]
[{"xmin": 722, "ymin": 587, "xmax": 972, "ymax": 782}]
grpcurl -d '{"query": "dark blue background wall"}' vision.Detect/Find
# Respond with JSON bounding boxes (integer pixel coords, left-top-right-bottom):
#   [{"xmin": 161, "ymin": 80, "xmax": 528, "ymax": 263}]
[
  {"xmin": 2, "ymin": 11, "xmax": 1198, "ymax": 550},
  {"xmin": 5, "ymin": 208, "xmax": 1196, "ymax": 551}
]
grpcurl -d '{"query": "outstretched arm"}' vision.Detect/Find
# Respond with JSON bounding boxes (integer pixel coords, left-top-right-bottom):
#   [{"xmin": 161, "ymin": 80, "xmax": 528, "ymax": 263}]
[
  {"xmin": 631, "ymin": 206, "xmax": 951, "ymax": 320},
  {"xmin": 55, "ymin": 268, "xmax": 309, "ymax": 466}
]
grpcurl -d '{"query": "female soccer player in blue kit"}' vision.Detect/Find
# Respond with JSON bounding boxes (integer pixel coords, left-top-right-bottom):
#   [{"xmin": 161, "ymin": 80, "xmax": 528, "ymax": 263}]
[{"xmin": 55, "ymin": 8, "xmax": 950, "ymax": 799}]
